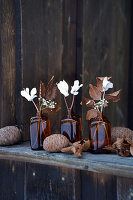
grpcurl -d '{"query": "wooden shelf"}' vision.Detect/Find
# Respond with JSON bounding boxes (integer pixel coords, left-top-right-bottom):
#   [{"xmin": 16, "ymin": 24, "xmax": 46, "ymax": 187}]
[{"xmin": 0, "ymin": 142, "xmax": 133, "ymax": 178}]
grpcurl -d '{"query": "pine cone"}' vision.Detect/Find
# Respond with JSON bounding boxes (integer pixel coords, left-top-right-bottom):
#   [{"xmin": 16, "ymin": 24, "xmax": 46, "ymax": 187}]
[
  {"xmin": 0, "ymin": 126, "xmax": 21, "ymax": 146},
  {"xmin": 111, "ymin": 127, "xmax": 133, "ymax": 143},
  {"xmin": 43, "ymin": 134, "xmax": 71, "ymax": 152}
]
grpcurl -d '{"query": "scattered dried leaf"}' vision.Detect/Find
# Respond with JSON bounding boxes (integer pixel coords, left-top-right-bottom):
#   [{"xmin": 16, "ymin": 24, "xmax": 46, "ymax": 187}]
[
  {"xmin": 130, "ymin": 146, "xmax": 133, "ymax": 156},
  {"xmin": 86, "ymin": 109, "xmax": 98, "ymax": 120},
  {"xmin": 105, "ymin": 90, "xmax": 121, "ymax": 102},
  {"xmin": 89, "ymin": 84, "xmax": 101, "ymax": 100}
]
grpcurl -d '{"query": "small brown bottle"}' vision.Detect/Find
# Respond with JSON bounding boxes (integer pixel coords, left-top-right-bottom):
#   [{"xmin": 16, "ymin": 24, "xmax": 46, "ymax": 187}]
[
  {"xmin": 30, "ymin": 115, "xmax": 51, "ymax": 150},
  {"xmin": 89, "ymin": 112, "xmax": 111, "ymax": 153},
  {"xmin": 60, "ymin": 110, "xmax": 82, "ymax": 143}
]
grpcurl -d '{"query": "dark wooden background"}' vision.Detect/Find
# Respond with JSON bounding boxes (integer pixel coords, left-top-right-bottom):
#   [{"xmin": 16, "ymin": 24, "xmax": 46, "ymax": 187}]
[{"xmin": 0, "ymin": 0, "xmax": 133, "ymax": 140}]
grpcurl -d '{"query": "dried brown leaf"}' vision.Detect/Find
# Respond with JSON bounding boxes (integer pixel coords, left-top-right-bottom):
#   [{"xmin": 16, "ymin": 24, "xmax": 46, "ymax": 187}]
[
  {"xmin": 46, "ymin": 85, "xmax": 58, "ymax": 100},
  {"xmin": 89, "ymin": 84, "xmax": 101, "ymax": 100},
  {"xmin": 45, "ymin": 76, "xmax": 58, "ymax": 100},
  {"xmin": 39, "ymin": 80, "xmax": 45, "ymax": 98},
  {"xmin": 125, "ymin": 136, "xmax": 133, "ymax": 145},
  {"xmin": 96, "ymin": 77, "xmax": 112, "ymax": 81},
  {"xmin": 81, "ymin": 98, "xmax": 95, "ymax": 108},
  {"xmin": 105, "ymin": 90, "xmax": 121, "ymax": 102},
  {"xmin": 112, "ymin": 138, "xmax": 124, "ymax": 149},
  {"xmin": 130, "ymin": 146, "xmax": 133, "ymax": 156},
  {"xmin": 103, "ymin": 102, "xmax": 108, "ymax": 108},
  {"xmin": 103, "ymin": 145, "xmax": 118, "ymax": 153},
  {"xmin": 42, "ymin": 103, "xmax": 61, "ymax": 114},
  {"xmin": 86, "ymin": 109, "xmax": 98, "ymax": 120}
]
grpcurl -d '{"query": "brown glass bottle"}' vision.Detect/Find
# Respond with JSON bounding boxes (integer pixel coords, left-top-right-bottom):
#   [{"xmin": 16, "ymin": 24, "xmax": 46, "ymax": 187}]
[
  {"xmin": 30, "ymin": 115, "xmax": 51, "ymax": 150},
  {"xmin": 60, "ymin": 112, "xmax": 82, "ymax": 143},
  {"xmin": 89, "ymin": 112, "xmax": 111, "ymax": 153}
]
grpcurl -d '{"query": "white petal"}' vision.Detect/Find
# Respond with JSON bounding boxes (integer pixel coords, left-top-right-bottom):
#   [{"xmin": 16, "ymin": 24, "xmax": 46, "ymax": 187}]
[
  {"xmin": 102, "ymin": 77, "xmax": 113, "ymax": 91},
  {"xmin": 105, "ymin": 82, "xmax": 113, "ymax": 91},
  {"xmin": 70, "ymin": 80, "xmax": 83, "ymax": 95},
  {"xmin": 72, "ymin": 91, "xmax": 79, "ymax": 95},
  {"xmin": 29, "ymin": 95, "xmax": 37, "ymax": 101},
  {"xmin": 30, "ymin": 88, "xmax": 37, "ymax": 97},
  {"xmin": 25, "ymin": 88, "xmax": 29, "ymax": 94},
  {"xmin": 57, "ymin": 80, "xmax": 69, "ymax": 97},
  {"xmin": 21, "ymin": 90, "xmax": 31, "ymax": 101},
  {"xmin": 62, "ymin": 80, "xmax": 69, "ymax": 91}
]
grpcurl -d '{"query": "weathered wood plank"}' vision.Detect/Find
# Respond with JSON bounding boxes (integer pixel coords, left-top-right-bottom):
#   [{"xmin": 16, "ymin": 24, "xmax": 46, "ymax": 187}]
[
  {"xmin": 82, "ymin": 0, "xmax": 131, "ymax": 138},
  {"xmin": 81, "ymin": 171, "xmax": 117, "ymax": 200},
  {"xmin": 0, "ymin": 159, "xmax": 25, "ymax": 200},
  {"xmin": 26, "ymin": 162, "xmax": 80, "ymax": 200},
  {"xmin": 117, "ymin": 176, "xmax": 133, "ymax": 200},
  {"xmin": 0, "ymin": 142, "xmax": 133, "ymax": 178},
  {"xmin": 0, "ymin": 0, "xmax": 16, "ymax": 127}
]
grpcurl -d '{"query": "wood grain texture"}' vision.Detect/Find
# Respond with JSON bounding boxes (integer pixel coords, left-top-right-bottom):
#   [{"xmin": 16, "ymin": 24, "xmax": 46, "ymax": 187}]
[
  {"xmin": 21, "ymin": 0, "xmax": 63, "ymax": 139},
  {"xmin": 0, "ymin": 142, "xmax": 133, "ymax": 178},
  {"xmin": 0, "ymin": 159, "xmax": 25, "ymax": 200},
  {"xmin": 0, "ymin": 0, "xmax": 16, "ymax": 127},
  {"xmin": 82, "ymin": 0, "xmax": 131, "ymax": 138},
  {"xmin": 0, "ymin": 144, "xmax": 133, "ymax": 199}
]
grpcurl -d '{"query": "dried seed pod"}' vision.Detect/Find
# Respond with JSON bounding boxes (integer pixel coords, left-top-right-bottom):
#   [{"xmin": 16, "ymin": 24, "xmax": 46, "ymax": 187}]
[
  {"xmin": 43, "ymin": 134, "xmax": 71, "ymax": 152},
  {"xmin": 111, "ymin": 127, "xmax": 133, "ymax": 143},
  {"xmin": 0, "ymin": 126, "xmax": 21, "ymax": 146}
]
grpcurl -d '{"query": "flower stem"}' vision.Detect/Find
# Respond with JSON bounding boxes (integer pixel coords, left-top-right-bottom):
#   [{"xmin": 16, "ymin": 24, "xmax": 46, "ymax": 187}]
[
  {"xmin": 32, "ymin": 100, "xmax": 40, "ymax": 115},
  {"xmin": 70, "ymin": 95, "xmax": 75, "ymax": 111},
  {"xmin": 101, "ymin": 91, "xmax": 105, "ymax": 113},
  {"xmin": 64, "ymin": 96, "xmax": 69, "ymax": 110}
]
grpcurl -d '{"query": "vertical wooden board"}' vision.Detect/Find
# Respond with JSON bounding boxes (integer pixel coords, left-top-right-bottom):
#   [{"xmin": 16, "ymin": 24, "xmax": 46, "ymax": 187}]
[
  {"xmin": 21, "ymin": 0, "xmax": 63, "ymax": 139},
  {"xmin": 117, "ymin": 176, "xmax": 133, "ymax": 200},
  {"xmin": 14, "ymin": 0, "xmax": 23, "ymax": 130},
  {"xmin": 75, "ymin": 0, "xmax": 83, "ymax": 118},
  {"xmin": 46, "ymin": 0, "xmax": 63, "ymax": 134},
  {"xmin": 0, "ymin": 0, "xmax": 16, "ymax": 127},
  {"xmin": 128, "ymin": 1, "xmax": 133, "ymax": 131},
  {"xmin": 0, "ymin": 159, "xmax": 25, "ymax": 200},
  {"xmin": 25, "ymin": 162, "xmax": 81, "ymax": 200},
  {"xmin": 82, "ymin": 0, "xmax": 131, "ymax": 138},
  {"xmin": 81, "ymin": 171, "xmax": 117, "ymax": 200},
  {"xmin": 61, "ymin": 0, "xmax": 77, "ymax": 122}
]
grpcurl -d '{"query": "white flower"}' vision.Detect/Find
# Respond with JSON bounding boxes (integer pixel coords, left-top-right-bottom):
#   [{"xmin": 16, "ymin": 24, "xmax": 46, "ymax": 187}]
[
  {"xmin": 57, "ymin": 80, "xmax": 69, "ymax": 97},
  {"xmin": 21, "ymin": 88, "xmax": 37, "ymax": 101},
  {"xmin": 70, "ymin": 80, "xmax": 83, "ymax": 95},
  {"xmin": 102, "ymin": 77, "xmax": 113, "ymax": 91}
]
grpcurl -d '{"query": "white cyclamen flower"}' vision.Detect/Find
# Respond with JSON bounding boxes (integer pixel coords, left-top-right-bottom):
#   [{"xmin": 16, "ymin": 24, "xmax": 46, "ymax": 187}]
[
  {"xmin": 57, "ymin": 80, "xmax": 69, "ymax": 97},
  {"xmin": 71, "ymin": 80, "xmax": 83, "ymax": 95},
  {"xmin": 102, "ymin": 77, "xmax": 113, "ymax": 91},
  {"xmin": 21, "ymin": 88, "xmax": 37, "ymax": 101}
]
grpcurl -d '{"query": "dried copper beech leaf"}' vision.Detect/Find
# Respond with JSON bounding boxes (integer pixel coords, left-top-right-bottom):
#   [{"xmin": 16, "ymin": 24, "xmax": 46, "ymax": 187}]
[
  {"xmin": 46, "ymin": 85, "xmax": 58, "ymax": 100},
  {"xmin": 42, "ymin": 103, "xmax": 61, "ymax": 114},
  {"xmin": 39, "ymin": 80, "xmax": 45, "ymax": 98},
  {"xmin": 89, "ymin": 84, "xmax": 101, "ymax": 100},
  {"xmin": 86, "ymin": 109, "xmax": 97, "ymax": 120},
  {"xmin": 81, "ymin": 98, "xmax": 95, "ymax": 108},
  {"xmin": 45, "ymin": 76, "xmax": 58, "ymax": 100},
  {"xmin": 105, "ymin": 90, "xmax": 121, "ymax": 102},
  {"xmin": 130, "ymin": 146, "xmax": 133, "ymax": 156}
]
